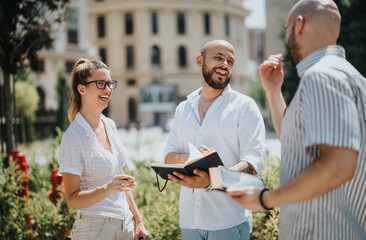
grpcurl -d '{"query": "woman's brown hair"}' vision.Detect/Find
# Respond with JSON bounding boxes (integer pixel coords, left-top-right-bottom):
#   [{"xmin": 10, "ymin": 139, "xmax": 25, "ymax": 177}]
[{"xmin": 68, "ymin": 58, "xmax": 109, "ymax": 122}]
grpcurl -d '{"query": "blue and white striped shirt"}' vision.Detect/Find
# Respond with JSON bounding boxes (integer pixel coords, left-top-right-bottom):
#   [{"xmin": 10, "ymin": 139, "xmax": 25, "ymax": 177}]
[{"xmin": 280, "ymin": 45, "xmax": 366, "ymax": 240}]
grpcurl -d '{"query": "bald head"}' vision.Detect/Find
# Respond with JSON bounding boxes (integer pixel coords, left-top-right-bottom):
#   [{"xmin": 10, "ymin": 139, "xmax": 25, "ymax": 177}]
[
  {"xmin": 200, "ymin": 40, "xmax": 235, "ymax": 57},
  {"xmin": 289, "ymin": 0, "xmax": 341, "ymax": 41}
]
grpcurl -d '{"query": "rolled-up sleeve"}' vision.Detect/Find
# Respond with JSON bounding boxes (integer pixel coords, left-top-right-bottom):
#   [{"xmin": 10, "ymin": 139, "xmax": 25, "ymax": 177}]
[{"xmin": 238, "ymin": 99, "xmax": 265, "ymax": 174}]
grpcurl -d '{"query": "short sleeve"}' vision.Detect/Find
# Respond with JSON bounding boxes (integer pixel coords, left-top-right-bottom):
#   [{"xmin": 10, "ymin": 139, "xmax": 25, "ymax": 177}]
[
  {"xmin": 302, "ymin": 72, "xmax": 360, "ymax": 151},
  {"xmin": 57, "ymin": 133, "xmax": 84, "ymax": 176},
  {"xmin": 238, "ymin": 99, "xmax": 265, "ymax": 174}
]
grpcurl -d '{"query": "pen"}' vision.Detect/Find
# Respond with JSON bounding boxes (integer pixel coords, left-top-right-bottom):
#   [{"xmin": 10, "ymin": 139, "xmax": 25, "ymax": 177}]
[{"xmin": 126, "ymin": 178, "xmax": 135, "ymax": 183}]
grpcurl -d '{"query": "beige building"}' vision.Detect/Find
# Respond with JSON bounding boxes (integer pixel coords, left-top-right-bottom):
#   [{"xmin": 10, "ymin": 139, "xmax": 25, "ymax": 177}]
[
  {"xmin": 27, "ymin": 0, "xmax": 253, "ymax": 129},
  {"xmin": 265, "ymin": 0, "xmax": 297, "ymax": 57},
  {"xmin": 248, "ymin": 28, "xmax": 265, "ymax": 65},
  {"xmin": 89, "ymin": 0, "xmax": 252, "ymax": 127},
  {"xmin": 31, "ymin": 0, "xmax": 97, "ymax": 113}
]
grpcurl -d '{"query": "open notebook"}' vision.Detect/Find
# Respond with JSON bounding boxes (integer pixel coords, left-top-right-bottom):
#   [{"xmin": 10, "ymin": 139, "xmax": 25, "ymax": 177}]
[{"xmin": 151, "ymin": 143, "xmax": 223, "ymax": 180}]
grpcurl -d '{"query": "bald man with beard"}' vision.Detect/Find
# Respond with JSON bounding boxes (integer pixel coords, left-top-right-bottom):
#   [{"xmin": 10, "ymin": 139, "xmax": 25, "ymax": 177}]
[
  {"xmin": 228, "ymin": 0, "xmax": 366, "ymax": 239},
  {"xmin": 163, "ymin": 40, "xmax": 265, "ymax": 240}
]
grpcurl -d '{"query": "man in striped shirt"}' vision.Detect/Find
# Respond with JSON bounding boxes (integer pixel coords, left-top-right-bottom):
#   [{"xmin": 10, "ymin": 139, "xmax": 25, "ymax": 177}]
[{"xmin": 228, "ymin": 0, "xmax": 366, "ymax": 239}]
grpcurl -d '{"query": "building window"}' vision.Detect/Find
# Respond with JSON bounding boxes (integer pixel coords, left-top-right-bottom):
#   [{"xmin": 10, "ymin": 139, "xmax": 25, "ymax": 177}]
[
  {"xmin": 127, "ymin": 79, "xmax": 136, "ymax": 86},
  {"xmin": 151, "ymin": 12, "xmax": 158, "ymax": 34},
  {"xmin": 126, "ymin": 46, "xmax": 134, "ymax": 69},
  {"xmin": 37, "ymin": 87, "xmax": 46, "ymax": 111},
  {"xmin": 178, "ymin": 46, "xmax": 187, "ymax": 68},
  {"xmin": 66, "ymin": 61, "xmax": 75, "ymax": 73},
  {"xmin": 177, "ymin": 12, "xmax": 186, "ymax": 34},
  {"xmin": 225, "ymin": 15, "xmax": 230, "ymax": 37},
  {"xmin": 31, "ymin": 59, "xmax": 45, "ymax": 72},
  {"xmin": 67, "ymin": 8, "xmax": 78, "ymax": 44},
  {"xmin": 151, "ymin": 46, "xmax": 160, "ymax": 67},
  {"xmin": 204, "ymin": 13, "xmax": 210, "ymax": 35},
  {"xmin": 97, "ymin": 16, "xmax": 105, "ymax": 38},
  {"xmin": 125, "ymin": 13, "xmax": 133, "ymax": 35},
  {"xmin": 128, "ymin": 98, "xmax": 137, "ymax": 122},
  {"xmin": 99, "ymin": 48, "xmax": 107, "ymax": 65}
]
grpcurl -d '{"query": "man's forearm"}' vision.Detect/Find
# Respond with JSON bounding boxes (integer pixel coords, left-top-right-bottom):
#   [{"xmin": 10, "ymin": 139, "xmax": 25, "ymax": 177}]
[
  {"xmin": 164, "ymin": 152, "xmax": 189, "ymax": 164},
  {"xmin": 266, "ymin": 92, "xmax": 286, "ymax": 139},
  {"xmin": 230, "ymin": 161, "xmax": 257, "ymax": 175},
  {"xmin": 263, "ymin": 145, "xmax": 358, "ymax": 208}
]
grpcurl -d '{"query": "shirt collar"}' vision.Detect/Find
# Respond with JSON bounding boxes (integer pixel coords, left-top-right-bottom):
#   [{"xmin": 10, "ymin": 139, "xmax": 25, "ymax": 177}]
[
  {"xmin": 296, "ymin": 45, "xmax": 345, "ymax": 78},
  {"xmin": 187, "ymin": 84, "xmax": 233, "ymax": 103},
  {"xmin": 75, "ymin": 112, "xmax": 107, "ymax": 139}
]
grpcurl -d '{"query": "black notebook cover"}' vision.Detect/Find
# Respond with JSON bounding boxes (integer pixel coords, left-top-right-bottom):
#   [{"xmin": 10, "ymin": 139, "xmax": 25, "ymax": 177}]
[{"xmin": 151, "ymin": 152, "xmax": 223, "ymax": 180}]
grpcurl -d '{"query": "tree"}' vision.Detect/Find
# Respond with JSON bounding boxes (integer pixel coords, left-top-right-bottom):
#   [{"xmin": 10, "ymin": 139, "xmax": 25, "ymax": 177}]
[
  {"xmin": 281, "ymin": 27, "xmax": 301, "ymax": 105},
  {"xmin": 0, "ymin": 0, "xmax": 69, "ymax": 160},
  {"xmin": 55, "ymin": 70, "xmax": 70, "ymax": 132},
  {"xmin": 281, "ymin": 0, "xmax": 366, "ymax": 104},
  {"xmin": 15, "ymin": 76, "xmax": 39, "ymax": 143},
  {"xmin": 282, "ymin": 45, "xmax": 300, "ymax": 105},
  {"xmin": 335, "ymin": 0, "xmax": 366, "ymax": 77}
]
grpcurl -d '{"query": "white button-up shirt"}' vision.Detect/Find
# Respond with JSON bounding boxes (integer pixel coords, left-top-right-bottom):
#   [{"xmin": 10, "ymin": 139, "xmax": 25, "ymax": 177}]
[
  {"xmin": 58, "ymin": 113, "xmax": 132, "ymax": 220},
  {"xmin": 164, "ymin": 85, "xmax": 265, "ymax": 230}
]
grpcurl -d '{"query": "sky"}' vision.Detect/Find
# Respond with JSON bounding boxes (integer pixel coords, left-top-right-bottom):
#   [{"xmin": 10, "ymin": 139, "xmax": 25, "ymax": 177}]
[{"xmin": 243, "ymin": 0, "xmax": 266, "ymax": 29}]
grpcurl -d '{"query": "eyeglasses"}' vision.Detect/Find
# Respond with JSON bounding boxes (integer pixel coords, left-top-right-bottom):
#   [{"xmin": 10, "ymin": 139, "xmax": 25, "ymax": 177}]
[{"xmin": 82, "ymin": 80, "xmax": 117, "ymax": 90}]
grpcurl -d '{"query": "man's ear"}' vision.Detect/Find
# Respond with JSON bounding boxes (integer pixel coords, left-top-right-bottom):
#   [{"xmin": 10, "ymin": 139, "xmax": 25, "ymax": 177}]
[
  {"xmin": 77, "ymin": 84, "xmax": 86, "ymax": 95},
  {"xmin": 295, "ymin": 15, "xmax": 305, "ymax": 34},
  {"xmin": 196, "ymin": 54, "xmax": 203, "ymax": 68}
]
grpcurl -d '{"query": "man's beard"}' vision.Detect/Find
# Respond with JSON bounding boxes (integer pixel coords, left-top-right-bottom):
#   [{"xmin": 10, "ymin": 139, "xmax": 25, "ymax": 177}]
[
  {"xmin": 288, "ymin": 26, "xmax": 302, "ymax": 69},
  {"xmin": 202, "ymin": 59, "xmax": 231, "ymax": 89}
]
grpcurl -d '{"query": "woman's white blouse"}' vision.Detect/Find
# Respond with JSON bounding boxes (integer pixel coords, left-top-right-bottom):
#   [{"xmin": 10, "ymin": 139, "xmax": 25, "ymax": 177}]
[{"xmin": 57, "ymin": 112, "xmax": 132, "ymax": 220}]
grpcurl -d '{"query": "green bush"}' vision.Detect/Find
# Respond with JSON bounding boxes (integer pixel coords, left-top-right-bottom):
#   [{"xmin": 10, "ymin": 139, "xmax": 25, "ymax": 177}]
[
  {"xmin": 1, "ymin": 136, "xmax": 280, "ymax": 239},
  {"xmin": 126, "ymin": 154, "xmax": 280, "ymax": 240},
  {"xmin": 127, "ymin": 160, "xmax": 182, "ymax": 240},
  {"xmin": 0, "ymin": 162, "xmax": 32, "ymax": 240},
  {"xmin": 0, "ymin": 155, "xmax": 76, "ymax": 239},
  {"xmin": 251, "ymin": 154, "xmax": 280, "ymax": 240},
  {"xmin": 28, "ymin": 161, "xmax": 76, "ymax": 239}
]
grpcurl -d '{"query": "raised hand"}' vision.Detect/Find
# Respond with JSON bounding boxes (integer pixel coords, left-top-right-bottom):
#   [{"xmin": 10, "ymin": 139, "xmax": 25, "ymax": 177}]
[{"xmin": 258, "ymin": 54, "xmax": 284, "ymax": 97}]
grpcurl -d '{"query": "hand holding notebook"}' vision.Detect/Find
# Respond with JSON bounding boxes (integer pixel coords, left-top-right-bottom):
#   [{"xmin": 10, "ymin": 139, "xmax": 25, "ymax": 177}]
[
  {"xmin": 209, "ymin": 166, "xmax": 265, "ymax": 192},
  {"xmin": 151, "ymin": 143, "xmax": 223, "ymax": 181}
]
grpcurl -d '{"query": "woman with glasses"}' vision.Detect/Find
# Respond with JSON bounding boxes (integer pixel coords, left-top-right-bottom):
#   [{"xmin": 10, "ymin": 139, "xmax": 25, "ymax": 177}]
[{"xmin": 57, "ymin": 59, "xmax": 149, "ymax": 240}]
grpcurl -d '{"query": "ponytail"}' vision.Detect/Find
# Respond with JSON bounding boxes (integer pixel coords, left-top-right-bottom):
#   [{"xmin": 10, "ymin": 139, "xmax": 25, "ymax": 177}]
[{"xmin": 68, "ymin": 58, "xmax": 109, "ymax": 122}]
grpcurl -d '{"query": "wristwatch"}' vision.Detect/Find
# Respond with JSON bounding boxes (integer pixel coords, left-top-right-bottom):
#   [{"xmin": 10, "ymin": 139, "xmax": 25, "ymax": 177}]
[{"xmin": 205, "ymin": 184, "xmax": 212, "ymax": 192}]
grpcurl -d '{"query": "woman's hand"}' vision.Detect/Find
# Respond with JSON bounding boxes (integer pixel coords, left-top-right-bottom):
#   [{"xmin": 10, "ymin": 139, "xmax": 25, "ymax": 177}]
[
  {"xmin": 135, "ymin": 220, "xmax": 149, "ymax": 240},
  {"xmin": 105, "ymin": 174, "xmax": 136, "ymax": 194}
]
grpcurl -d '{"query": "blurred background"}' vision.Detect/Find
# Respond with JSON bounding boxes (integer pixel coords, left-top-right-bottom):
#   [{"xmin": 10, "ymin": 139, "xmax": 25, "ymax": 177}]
[
  {"xmin": 0, "ymin": 0, "xmax": 270, "ymax": 149},
  {"xmin": 1, "ymin": 0, "xmax": 365, "ymax": 160}
]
